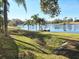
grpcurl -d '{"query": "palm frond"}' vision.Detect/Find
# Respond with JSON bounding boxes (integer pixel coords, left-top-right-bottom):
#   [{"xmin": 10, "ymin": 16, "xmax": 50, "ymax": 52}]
[{"xmin": 15, "ymin": 0, "xmax": 27, "ymax": 12}]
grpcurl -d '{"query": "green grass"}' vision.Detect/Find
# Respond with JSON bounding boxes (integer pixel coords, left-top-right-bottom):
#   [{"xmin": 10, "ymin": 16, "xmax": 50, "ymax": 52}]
[
  {"xmin": 0, "ymin": 33, "xmax": 18, "ymax": 59},
  {"xmin": 50, "ymin": 32, "xmax": 79, "ymax": 41},
  {"xmin": 11, "ymin": 34, "xmax": 67, "ymax": 59},
  {"xmin": 9, "ymin": 30, "xmax": 79, "ymax": 59},
  {"xmin": 1, "ymin": 29, "xmax": 79, "ymax": 59}
]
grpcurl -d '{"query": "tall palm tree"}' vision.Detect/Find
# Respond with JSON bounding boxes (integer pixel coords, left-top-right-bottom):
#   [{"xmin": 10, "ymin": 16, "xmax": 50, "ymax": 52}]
[
  {"xmin": 0, "ymin": 15, "xmax": 3, "ymax": 31},
  {"xmin": 25, "ymin": 20, "xmax": 31, "ymax": 30},
  {"xmin": 37, "ymin": 18, "xmax": 46, "ymax": 30},
  {"xmin": 24, "ymin": 19, "xmax": 36, "ymax": 31},
  {"xmin": 2, "ymin": 0, "xmax": 59, "ymax": 36},
  {"xmin": 31, "ymin": 15, "xmax": 51, "ymax": 31},
  {"xmin": 0, "ymin": 1, "xmax": 3, "ymax": 14},
  {"xmin": 31, "ymin": 14, "xmax": 39, "ymax": 31},
  {"xmin": 3, "ymin": 0, "xmax": 8, "ymax": 36},
  {"xmin": 2, "ymin": 0, "xmax": 27, "ymax": 36},
  {"xmin": 37, "ymin": 18, "xmax": 41, "ymax": 30},
  {"xmin": 0, "ymin": 0, "xmax": 4, "ymax": 32},
  {"xmin": 40, "ymin": 18, "xmax": 46, "ymax": 30}
]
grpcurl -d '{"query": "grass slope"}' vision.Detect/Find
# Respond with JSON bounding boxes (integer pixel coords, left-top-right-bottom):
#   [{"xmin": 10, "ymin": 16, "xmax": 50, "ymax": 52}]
[{"xmin": 9, "ymin": 30, "xmax": 79, "ymax": 59}]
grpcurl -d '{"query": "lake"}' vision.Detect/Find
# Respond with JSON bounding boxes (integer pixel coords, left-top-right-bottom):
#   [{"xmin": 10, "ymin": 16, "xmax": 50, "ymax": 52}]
[{"xmin": 18, "ymin": 24, "xmax": 79, "ymax": 33}]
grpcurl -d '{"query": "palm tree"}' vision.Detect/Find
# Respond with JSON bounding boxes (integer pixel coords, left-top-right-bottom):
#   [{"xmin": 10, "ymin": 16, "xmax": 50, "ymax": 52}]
[
  {"xmin": 0, "ymin": 1, "xmax": 4, "ymax": 32},
  {"xmin": 24, "ymin": 19, "xmax": 31, "ymax": 30},
  {"xmin": 2, "ymin": 0, "xmax": 59, "ymax": 36},
  {"xmin": 37, "ymin": 18, "xmax": 41, "ymax": 30},
  {"xmin": 40, "ymin": 18, "xmax": 46, "ymax": 30},
  {"xmin": 63, "ymin": 17, "xmax": 68, "ymax": 31},
  {"xmin": 3, "ymin": 0, "xmax": 8, "ymax": 36},
  {"xmin": 31, "ymin": 14, "xmax": 46, "ymax": 31},
  {"xmin": 2, "ymin": 0, "xmax": 27, "ymax": 36},
  {"xmin": 0, "ymin": 15, "xmax": 3, "ymax": 31},
  {"xmin": 37, "ymin": 18, "xmax": 46, "ymax": 31},
  {"xmin": 31, "ymin": 14, "xmax": 39, "ymax": 31},
  {"xmin": 0, "ymin": 1, "xmax": 3, "ymax": 15}
]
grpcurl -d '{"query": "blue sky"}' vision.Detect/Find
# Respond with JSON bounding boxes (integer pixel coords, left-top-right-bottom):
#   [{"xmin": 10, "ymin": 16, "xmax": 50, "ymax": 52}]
[{"xmin": 8, "ymin": 0, "xmax": 79, "ymax": 21}]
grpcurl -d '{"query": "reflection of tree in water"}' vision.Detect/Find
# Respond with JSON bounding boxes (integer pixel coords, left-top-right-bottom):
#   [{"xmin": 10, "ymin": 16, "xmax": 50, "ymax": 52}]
[
  {"xmin": 74, "ymin": 24, "xmax": 77, "ymax": 31},
  {"xmin": 74, "ymin": 24, "xmax": 79, "ymax": 31},
  {"xmin": 67, "ymin": 24, "xmax": 72, "ymax": 31},
  {"xmin": 54, "ymin": 24, "xmax": 61, "ymax": 29},
  {"xmin": 63, "ymin": 23, "xmax": 66, "ymax": 31},
  {"xmin": 0, "ymin": 34, "xmax": 18, "ymax": 59}
]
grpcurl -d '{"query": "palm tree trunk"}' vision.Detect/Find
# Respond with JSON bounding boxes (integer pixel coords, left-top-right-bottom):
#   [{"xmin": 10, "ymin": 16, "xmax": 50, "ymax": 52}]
[
  {"xmin": 28, "ymin": 24, "xmax": 29, "ymax": 30},
  {"xmin": 1, "ymin": 17, "xmax": 4, "ymax": 33},
  {"xmin": 3, "ymin": 0, "xmax": 8, "ymax": 36},
  {"xmin": 36, "ymin": 23, "xmax": 37, "ymax": 31},
  {"xmin": 39, "ymin": 23, "xmax": 40, "ymax": 30}
]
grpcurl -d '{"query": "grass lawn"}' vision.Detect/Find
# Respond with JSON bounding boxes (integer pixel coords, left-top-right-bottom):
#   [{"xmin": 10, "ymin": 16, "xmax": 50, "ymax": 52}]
[
  {"xmin": 0, "ymin": 28, "xmax": 79, "ymax": 59},
  {"xmin": 9, "ymin": 29, "xmax": 79, "ymax": 59}
]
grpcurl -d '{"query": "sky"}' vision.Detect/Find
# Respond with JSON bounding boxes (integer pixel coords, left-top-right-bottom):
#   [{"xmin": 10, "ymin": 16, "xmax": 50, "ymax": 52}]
[{"xmin": 8, "ymin": 0, "xmax": 79, "ymax": 21}]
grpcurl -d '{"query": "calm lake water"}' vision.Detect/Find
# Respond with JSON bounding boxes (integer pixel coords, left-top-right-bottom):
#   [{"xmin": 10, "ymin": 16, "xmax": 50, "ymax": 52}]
[{"xmin": 18, "ymin": 24, "xmax": 79, "ymax": 33}]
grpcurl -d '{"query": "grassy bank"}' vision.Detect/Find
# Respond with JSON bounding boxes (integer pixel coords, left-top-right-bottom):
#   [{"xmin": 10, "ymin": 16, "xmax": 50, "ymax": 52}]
[
  {"xmin": 10, "ymin": 29, "xmax": 79, "ymax": 59},
  {"xmin": 0, "ymin": 29, "xmax": 79, "ymax": 59}
]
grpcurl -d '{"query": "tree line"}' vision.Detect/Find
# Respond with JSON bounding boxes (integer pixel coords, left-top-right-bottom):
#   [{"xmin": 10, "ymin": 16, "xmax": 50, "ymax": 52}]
[
  {"xmin": 1, "ymin": 0, "xmax": 79, "ymax": 35},
  {"xmin": 8, "ymin": 16, "xmax": 79, "ymax": 27},
  {"xmin": 0, "ymin": 0, "xmax": 59, "ymax": 36}
]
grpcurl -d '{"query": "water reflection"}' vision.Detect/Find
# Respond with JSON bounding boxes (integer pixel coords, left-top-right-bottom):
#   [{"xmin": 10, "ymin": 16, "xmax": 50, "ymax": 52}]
[
  {"xmin": 67, "ymin": 24, "xmax": 72, "ymax": 31},
  {"xmin": 18, "ymin": 24, "xmax": 79, "ymax": 33},
  {"xmin": 63, "ymin": 23, "xmax": 66, "ymax": 31}
]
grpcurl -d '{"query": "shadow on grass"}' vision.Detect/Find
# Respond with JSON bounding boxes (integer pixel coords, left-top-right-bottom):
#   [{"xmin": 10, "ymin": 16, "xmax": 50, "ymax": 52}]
[
  {"xmin": 54, "ymin": 48, "xmax": 79, "ymax": 59},
  {"xmin": 23, "ymin": 31, "xmax": 51, "ymax": 39},
  {"xmin": 15, "ymin": 39, "xmax": 49, "ymax": 54},
  {"xmin": 0, "ymin": 34, "xmax": 19, "ymax": 59},
  {"xmin": 10, "ymin": 30, "xmax": 52, "ymax": 47},
  {"xmin": 53, "ymin": 37, "xmax": 79, "ymax": 59},
  {"xmin": 10, "ymin": 30, "xmax": 79, "ymax": 59},
  {"xmin": 18, "ymin": 43, "xmax": 42, "ymax": 53},
  {"xmin": 10, "ymin": 30, "xmax": 52, "ymax": 40},
  {"xmin": 65, "ymin": 49, "xmax": 79, "ymax": 59}
]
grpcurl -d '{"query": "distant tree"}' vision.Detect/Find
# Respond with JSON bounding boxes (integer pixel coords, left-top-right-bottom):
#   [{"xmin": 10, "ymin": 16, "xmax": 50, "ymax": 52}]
[
  {"xmin": 52, "ymin": 19, "xmax": 63, "ymax": 24},
  {"xmin": 1, "ymin": 0, "xmax": 60, "ymax": 36},
  {"xmin": 37, "ymin": 18, "xmax": 42, "ymax": 30},
  {"xmin": 63, "ymin": 17, "xmax": 74, "ymax": 24},
  {"xmin": 8, "ymin": 19, "xmax": 24, "ymax": 26},
  {"xmin": 31, "ymin": 14, "xmax": 46, "ymax": 30},
  {"xmin": 24, "ymin": 19, "xmax": 31, "ymax": 30},
  {"xmin": 68, "ymin": 18, "xmax": 73, "ymax": 22},
  {"xmin": 37, "ymin": 18, "xmax": 46, "ymax": 30},
  {"xmin": 14, "ymin": 19, "xmax": 24, "ymax": 25},
  {"xmin": 40, "ymin": 18, "xmax": 47, "ymax": 30},
  {"xmin": 74, "ymin": 18, "xmax": 79, "ymax": 22},
  {"xmin": 62, "ymin": 17, "xmax": 68, "ymax": 31},
  {"xmin": 31, "ymin": 14, "xmax": 39, "ymax": 31},
  {"xmin": 40, "ymin": 18, "xmax": 46, "ymax": 25},
  {"xmin": 63, "ymin": 17, "xmax": 68, "ymax": 22}
]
